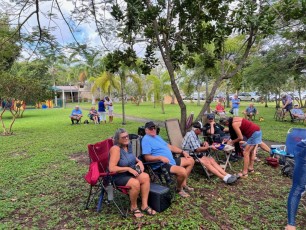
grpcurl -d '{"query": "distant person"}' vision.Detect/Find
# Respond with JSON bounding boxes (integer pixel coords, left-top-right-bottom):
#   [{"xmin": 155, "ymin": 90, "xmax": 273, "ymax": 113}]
[
  {"xmin": 69, "ymin": 105, "xmax": 83, "ymax": 125},
  {"xmin": 243, "ymin": 103, "xmax": 258, "ymax": 120},
  {"xmin": 291, "ymin": 104, "xmax": 306, "ymax": 120},
  {"xmin": 282, "ymin": 94, "xmax": 293, "ymax": 117},
  {"xmin": 89, "ymin": 106, "xmax": 100, "ymax": 124},
  {"xmin": 105, "ymin": 96, "xmax": 114, "ymax": 123},
  {"xmin": 98, "ymin": 98, "xmax": 107, "ymax": 124},
  {"xmin": 231, "ymin": 94, "xmax": 240, "ymax": 116},
  {"xmin": 286, "ymin": 140, "xmax": 306, "ymax": 230},
  {"xmin": 215, "ymin": 101, "xmax": 226, "ymax": 117}
]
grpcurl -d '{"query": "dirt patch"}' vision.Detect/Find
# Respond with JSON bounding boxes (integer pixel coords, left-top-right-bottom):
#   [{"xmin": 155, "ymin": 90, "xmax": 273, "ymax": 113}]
[{"xmin": 69, "ymin": 152, "xmax": 89, "ymax": 165}]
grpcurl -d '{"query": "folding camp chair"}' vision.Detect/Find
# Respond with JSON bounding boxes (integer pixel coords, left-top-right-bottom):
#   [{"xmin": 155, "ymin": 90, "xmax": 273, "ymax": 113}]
[
  {"xmin": 271, "ymin": 128, "xmax": 306, "ymax": 158},
  {"xmin": 84, "ymin": 138, "xmax": 130, "ymax": 216},
  {"xmin": 289, "ymin": 109, "xmax": 306, "ymax": 123},
  {"xmin": 165, "ymin": 118, "xmax": 212, "ymax": 179}
]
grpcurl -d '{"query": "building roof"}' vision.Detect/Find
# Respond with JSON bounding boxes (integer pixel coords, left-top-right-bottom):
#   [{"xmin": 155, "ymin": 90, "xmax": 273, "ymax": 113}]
[{"xmin": 52, "ymin": 86, "xmax": 79, "ymax": 92}]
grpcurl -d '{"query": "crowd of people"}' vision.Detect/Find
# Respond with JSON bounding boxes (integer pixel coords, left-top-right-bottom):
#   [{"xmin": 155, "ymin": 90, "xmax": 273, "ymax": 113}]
[
  {"xmin": 78, "ymin": 95, "xmax": 304, "ymax": 227},
  {"xmin": 69, "ymin": 96, "xmax": 114, "ymax": 125}
]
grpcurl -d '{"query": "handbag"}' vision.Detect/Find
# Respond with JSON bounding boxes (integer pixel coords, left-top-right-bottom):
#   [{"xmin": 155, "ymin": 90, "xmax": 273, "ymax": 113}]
[
  {"xmin": 229, "ymin": 108, "xmax": 233, "ymax": 114},
  {"xmin": 266, "ymin": 157, "xmax": 279, "ymax": 168}
]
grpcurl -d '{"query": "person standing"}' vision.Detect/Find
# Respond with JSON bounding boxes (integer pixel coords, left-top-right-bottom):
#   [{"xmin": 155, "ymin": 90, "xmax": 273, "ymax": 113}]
[
  {"xmin": 231, "ymin": 94, "xmax": 240, "ymax": 116},
  {"xmin": 286, "ymin": 140, "xmax": 306, "ymax": 230},
  {"xmin": 98, "ymin": 98, "xmax": 106, "ymax": 124},
  {"xmin": 281, "ymin": 94, "xmax": 293, "ymax": 119},
  {"xmin": 220, "ymin": 117, "xmax": 270, "ymax": 178},
  {"xmin": 105, "ymin": 96, "xmax": 114, "ymax": 123}
]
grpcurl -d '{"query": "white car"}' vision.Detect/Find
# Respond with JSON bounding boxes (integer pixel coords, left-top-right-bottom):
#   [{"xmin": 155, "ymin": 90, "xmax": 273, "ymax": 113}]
[{"xmin": 237, "ymin": 92, "xmax": 261, "ymax": 102}]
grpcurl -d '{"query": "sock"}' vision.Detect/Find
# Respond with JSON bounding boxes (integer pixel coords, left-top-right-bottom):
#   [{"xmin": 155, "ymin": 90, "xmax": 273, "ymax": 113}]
[{"xmin": 223, "ymin": 174, "xmax": 231, "ymax": 182}]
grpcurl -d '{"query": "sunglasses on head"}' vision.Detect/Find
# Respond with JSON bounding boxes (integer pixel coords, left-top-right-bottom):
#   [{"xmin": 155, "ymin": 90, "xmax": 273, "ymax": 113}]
[{"xmin": 148, "ymin": 126, "xmax": 156, "ymax": 130}]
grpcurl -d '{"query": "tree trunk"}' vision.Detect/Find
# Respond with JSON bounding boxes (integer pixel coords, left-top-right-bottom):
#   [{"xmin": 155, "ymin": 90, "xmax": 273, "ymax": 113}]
[
  {"xmin": 161, "ymin": 97, "xmax": 165, "ymax": 114},
  {"xmin": 120, "ymin": 76, "xmax": 126, "ymax": 125}
]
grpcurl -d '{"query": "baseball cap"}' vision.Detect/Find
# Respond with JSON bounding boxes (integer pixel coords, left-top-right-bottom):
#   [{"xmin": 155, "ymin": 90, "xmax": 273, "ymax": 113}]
[
  {"xmin": 145, "ymin": 121, "xmax": 156, "ymax": 129},
  {"xmin": 192, "ymin": 121, "xmax": 203, "ymax": 130},
  {"xmin": 294, "ymin": 103, "xmax": 299, "ymax": 106},
  {"xmin": 207, "ymin": 114, "xmax": 215, "ymax": 120}
]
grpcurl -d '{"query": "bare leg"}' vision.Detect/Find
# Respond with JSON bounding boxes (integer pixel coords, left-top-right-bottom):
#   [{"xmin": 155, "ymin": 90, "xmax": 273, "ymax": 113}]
[
  {"xmin": 242, "ymin": 145, "xmax": 256, "ymax": 175},
  {"xmin": 180, "ymin": 157, "xmax": 195, "ymax": 177},
  {"xmin": 248, "ymin": 145, "xmax": 257, "ymax": 171},
  {"xmin": 259, "ymin": 141, "xmax": 270, "ymax": 153},
  {"xmin": 200, "ymin": 157, "xmax": 227, "ymax": 180},
  {"xmin": 170, "ymin": 165, "xmax": 187, "ymax": 190},
  {"xmin": 137, "ymin": 173, "xmax": 155, "ymax": 214},
  {"xmin": 125, "ymin": 178, "xmax": 142, "ymax": 216}
]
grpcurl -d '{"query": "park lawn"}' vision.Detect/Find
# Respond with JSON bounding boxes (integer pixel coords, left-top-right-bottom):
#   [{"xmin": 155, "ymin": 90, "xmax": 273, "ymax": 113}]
[{"xmin": 0, "ymin": 104, "xmax": 305, "ymax": 229}]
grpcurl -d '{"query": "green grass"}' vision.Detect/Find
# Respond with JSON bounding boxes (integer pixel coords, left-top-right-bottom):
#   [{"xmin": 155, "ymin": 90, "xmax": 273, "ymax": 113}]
[{"xmin": 0, "ymin": 102, "xmax": 305, "ymax": 229}]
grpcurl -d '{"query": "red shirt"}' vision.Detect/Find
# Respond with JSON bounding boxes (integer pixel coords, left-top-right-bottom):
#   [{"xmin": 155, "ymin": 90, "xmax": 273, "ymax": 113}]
[
  {"xmin": 240, "ymin": 119, "xmax": 260, "ymax": 138},
  {"xmin": 216, "ymin": 104, "xmax": 225, "ymax": 112}
]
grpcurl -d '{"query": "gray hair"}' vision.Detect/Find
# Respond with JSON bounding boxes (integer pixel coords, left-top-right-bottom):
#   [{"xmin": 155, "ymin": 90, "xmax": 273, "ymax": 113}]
[{"xmin": 113, "ymin": 128, "xmax": 127, "ymax": 145}]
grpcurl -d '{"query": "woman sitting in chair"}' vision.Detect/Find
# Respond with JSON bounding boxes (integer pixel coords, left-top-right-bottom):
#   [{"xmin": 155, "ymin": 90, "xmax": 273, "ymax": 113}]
[
  {"xmin": 89, "ymin": 106, "xmax": 100, "ymax": 124},
  {"xmin": 109, "ymin": 128, "xmax": 156, "ymax": 218}
]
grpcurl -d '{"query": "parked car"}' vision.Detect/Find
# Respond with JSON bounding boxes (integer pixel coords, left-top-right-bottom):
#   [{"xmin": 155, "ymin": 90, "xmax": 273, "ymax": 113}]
[{"xmin": 237, "ymin": 92, "xmax": 261, "ymax": 102}]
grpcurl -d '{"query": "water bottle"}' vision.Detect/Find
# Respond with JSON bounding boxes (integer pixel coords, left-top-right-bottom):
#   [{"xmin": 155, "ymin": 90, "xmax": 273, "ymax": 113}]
[{"xmin": 106, "ymin": 182, "xmax": 113, "ymax": 201}]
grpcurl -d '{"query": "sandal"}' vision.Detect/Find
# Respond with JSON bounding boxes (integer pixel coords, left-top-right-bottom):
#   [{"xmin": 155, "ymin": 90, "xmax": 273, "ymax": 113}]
[
  {"xmin": 141, "ymin": 206, "xmax": 157, "ymax": 216},
  {"xmin": 238, "ymin": 172, "xmax": 248, "ymax": 179},
  {"xmin": 183, "ymin": 185, "xmax": 194, "ymax": 192},
  {"xmin": 130, "ymin": 208, "xmax": 144, "ymax": 218},
  {"xmin": 248, "ymin": 169, "xmax": 255, "ymax": 173},
  {"xmin": 177, "ymin": 189, "xmax": 190, "ymax": 198}
]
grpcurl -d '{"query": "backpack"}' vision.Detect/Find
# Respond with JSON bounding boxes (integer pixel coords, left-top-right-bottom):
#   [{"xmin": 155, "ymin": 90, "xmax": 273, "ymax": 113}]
[{"xmin": 281, "ymin": 158, "xmax": 295, "ymax": 179}]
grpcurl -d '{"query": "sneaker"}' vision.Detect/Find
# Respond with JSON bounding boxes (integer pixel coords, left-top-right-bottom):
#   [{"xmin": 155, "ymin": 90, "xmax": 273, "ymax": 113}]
[{"xmin": 225, "ymin": 175, "xmax": 237, "ymax": 184}]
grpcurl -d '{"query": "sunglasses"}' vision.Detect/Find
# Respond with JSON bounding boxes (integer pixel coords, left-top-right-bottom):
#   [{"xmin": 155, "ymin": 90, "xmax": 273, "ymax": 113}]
[
  {"xmin": 148, "ymin": 126, "xmax": 156, "ymax": 130},
  {"xmin": 120, "ymin": 135, "xmax": 129, "ymax": 139}
]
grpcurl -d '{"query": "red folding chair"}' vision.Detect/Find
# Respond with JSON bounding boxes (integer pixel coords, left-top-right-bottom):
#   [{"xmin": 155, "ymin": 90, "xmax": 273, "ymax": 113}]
[{"xmin": 84, "ymin": 138, "xmax": 130, "ymax": 216}]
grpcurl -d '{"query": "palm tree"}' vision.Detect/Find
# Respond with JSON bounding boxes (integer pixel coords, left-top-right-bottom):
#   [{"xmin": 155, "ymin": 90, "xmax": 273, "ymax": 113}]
[{"xmin": 147, "ymin": 72, "xmax": 172, "ymax": 114}]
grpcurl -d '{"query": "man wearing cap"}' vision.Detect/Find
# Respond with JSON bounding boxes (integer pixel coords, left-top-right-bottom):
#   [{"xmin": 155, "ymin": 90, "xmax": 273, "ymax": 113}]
[
  {"xmin": 291, "ymin": 104, "xmax": 306, "ymax": 120},
  {"xmin": 141, "ymin": 121, "xmax": 195, "ymax": 198},
  {"xmin": 282, "ymin": 94, "xmax": 292, "ymax": 116},
  {"xmin": 243, "ymin": 103, "xmax": 258, "ymax": 120},
  {"xmin": 182, "ymin": 121, "xmax": 237, "ymax": 184},
  {"xmin": 204, "ymin": 114, "xmax": 230, "ymax": 143},
  {"xmin": 69, "ymin": 105, "xmax": 83, "ymax": 124}
]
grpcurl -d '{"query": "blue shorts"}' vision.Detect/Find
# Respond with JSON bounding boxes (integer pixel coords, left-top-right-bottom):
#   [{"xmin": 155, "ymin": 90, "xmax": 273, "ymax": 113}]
[{"xmin": 246, "ymin": 130, "xmax": 262, "ymax": 145}]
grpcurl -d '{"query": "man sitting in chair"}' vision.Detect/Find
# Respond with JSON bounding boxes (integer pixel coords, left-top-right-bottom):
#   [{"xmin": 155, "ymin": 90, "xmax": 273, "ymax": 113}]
[
  {"xmin": 69, "ymin": 105, "xmax": 83, "ymax": 125},
  {"xmin": 291, "ymin": 104, "xmax": 306, "ymax": 120},
  {"xmin": 141, "ymin": 121, "xmax": 195, "ymax": 198},
  {"xmin": 182, "ymin": 121, "xmax": 238, "ymax": 185},
  {"xmin": 204, "ymin": 114, "xmax": 230, "ymax": 143},
  {"xmin": 242, "ymin": 103, "xmax": 258, "ymax": 120}
]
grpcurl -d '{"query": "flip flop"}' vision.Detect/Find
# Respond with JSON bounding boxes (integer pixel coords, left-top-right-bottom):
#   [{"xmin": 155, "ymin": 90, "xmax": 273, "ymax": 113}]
[
  {"xmin": 238, "ymin": 172, "xmax": 248, "ymax": 179},
  {"xmin": 177, "ymin": 189, "xmax": 190, "ymax": 198},
  {"xmin": 141, "ymin": 206, "xmax": 157, "ymax": 216},
  {"xmin": 248, "ymin": 169, "xmax": 255, "ymax": 173},
  {"xmin": 130, "ymin": 208, "xmax": 144, "ymax": 218}
]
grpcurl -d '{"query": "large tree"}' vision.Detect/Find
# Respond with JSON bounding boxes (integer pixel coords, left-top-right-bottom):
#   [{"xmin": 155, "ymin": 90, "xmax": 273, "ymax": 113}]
[{"xmin": 110, "ymin": 0, "xmax": 281, "ymax": 131}]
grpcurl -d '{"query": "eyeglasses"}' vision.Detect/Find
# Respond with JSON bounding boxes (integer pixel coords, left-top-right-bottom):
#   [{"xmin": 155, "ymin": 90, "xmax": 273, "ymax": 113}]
[
  {"xmin": 148, "ymin": 126, "xmax": 156, "ymax": 130},
  {"xmin": 120, "ymin": 135, "xmax": 129, "ymax": 139}
]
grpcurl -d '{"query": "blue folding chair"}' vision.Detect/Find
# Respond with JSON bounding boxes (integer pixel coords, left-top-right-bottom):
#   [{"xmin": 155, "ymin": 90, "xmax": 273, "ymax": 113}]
[{"xmin": 271, "ymin": 128, "xmax": 306, "ymax": 158}]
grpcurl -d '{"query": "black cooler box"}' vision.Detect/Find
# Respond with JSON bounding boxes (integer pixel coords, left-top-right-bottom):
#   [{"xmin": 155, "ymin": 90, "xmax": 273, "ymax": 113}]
[{"xmin": 148, "ymin": 183, "xmax": 171, "ymax": 212}]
